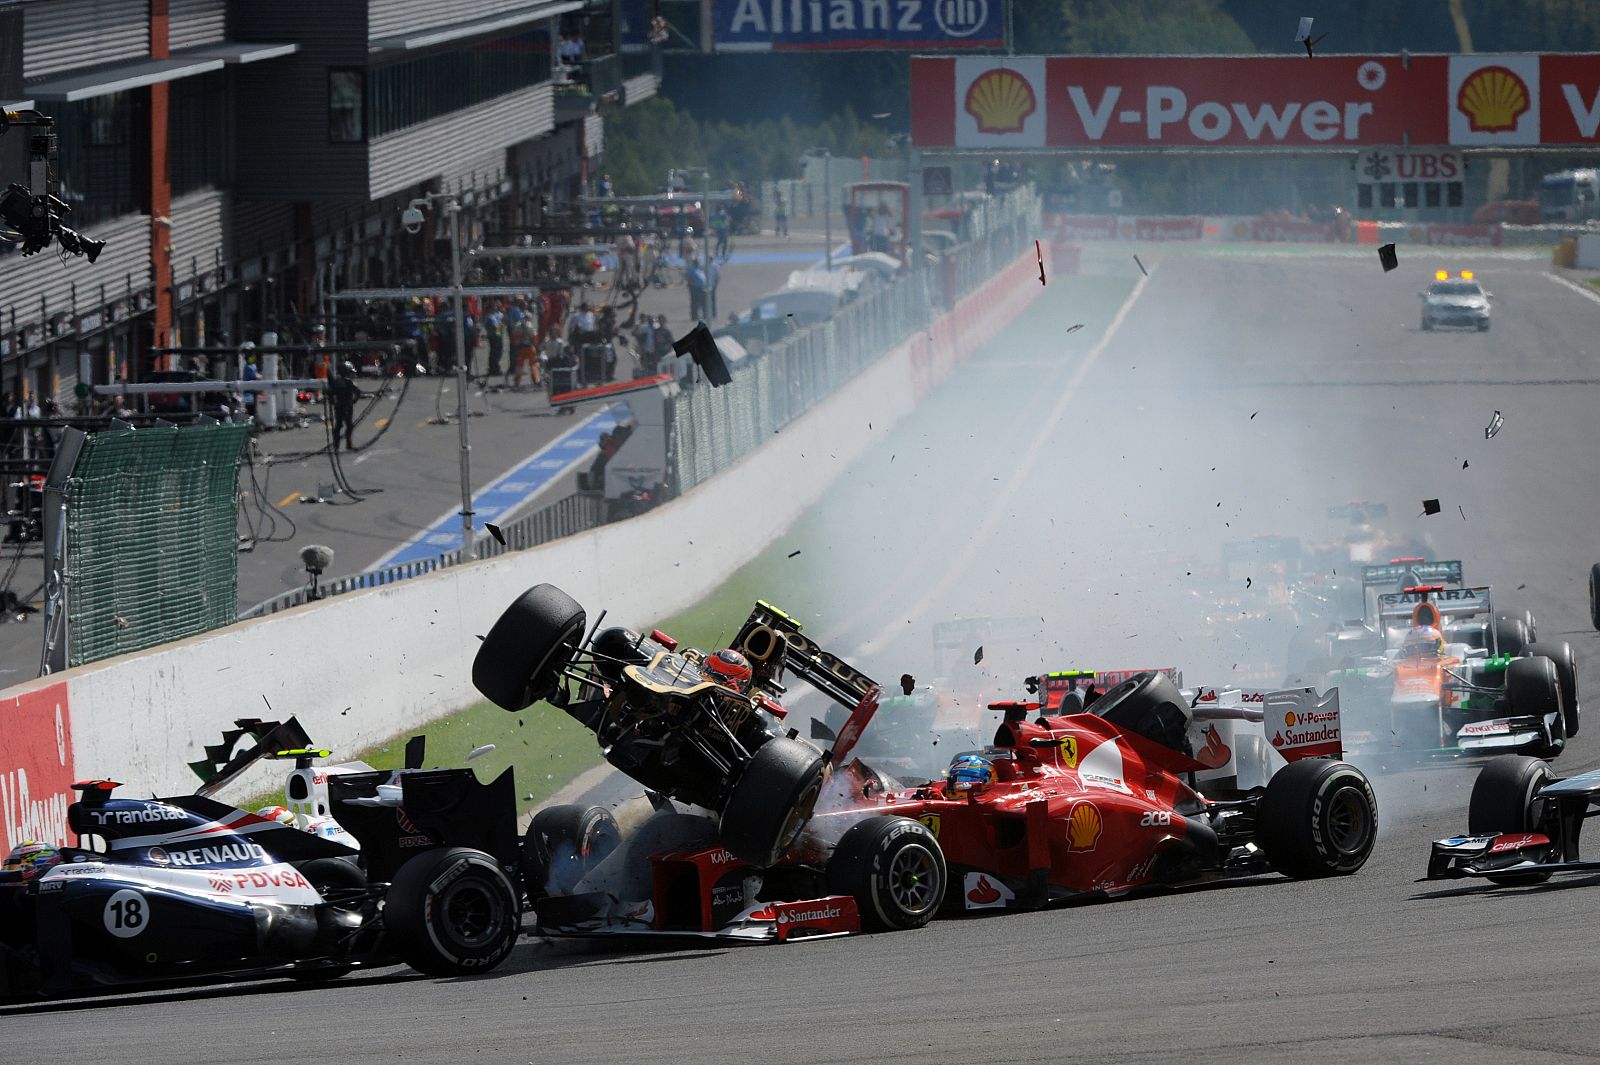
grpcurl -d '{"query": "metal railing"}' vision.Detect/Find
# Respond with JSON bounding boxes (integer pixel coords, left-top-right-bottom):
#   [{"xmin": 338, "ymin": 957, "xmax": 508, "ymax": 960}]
[
  {"xmin": 238, "ymin": 489, "xmax": 606, "ymax": 619},
  {"xmin": 667, "ymin": 188, "xmax": 1040, "ymax": 494}
]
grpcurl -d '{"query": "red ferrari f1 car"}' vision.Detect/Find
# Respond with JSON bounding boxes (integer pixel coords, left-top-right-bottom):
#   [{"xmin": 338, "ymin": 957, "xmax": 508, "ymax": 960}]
[{"xmin": 477, "ymin": 587, "xmax": 1378, "ymax": 942}]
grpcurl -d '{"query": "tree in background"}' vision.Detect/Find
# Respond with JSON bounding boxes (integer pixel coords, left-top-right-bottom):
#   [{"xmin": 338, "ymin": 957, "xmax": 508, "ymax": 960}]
[
  {"xmin": 603, "ymin": 99, "xmax": 896, "ymax": 194},
  {"xmin": 1061, "ymin": 0, "xmax": 1255, "ymax": 53}
]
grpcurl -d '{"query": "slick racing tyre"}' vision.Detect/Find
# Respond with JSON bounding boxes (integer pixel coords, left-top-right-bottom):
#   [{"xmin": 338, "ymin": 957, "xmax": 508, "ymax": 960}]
[
  {"xmin": 825, "ymin": 815, "xmax": 946, "ymax": 932},
  {"xmin": 1590, "ymin": 563, "xmax": 1600, "ymax": 631},
  {"xmin": 1088, "ymin": 671, "xmax": 1192, "ymax": 755},
  {"xmin": 385, "ymin": 847, "xmax": 520, "ymax": 976},
  {"xmin": 473, "ymin": 584, "xmax": 586, "ymax": 711},
  {"xmin": 718, "ymin": 738, "xmax": 827, "ymax": 868},
  {"xmin": 1499, "ymin": 608, "xmax": 1537, "ymax": 644},
  {"xmin": 1506, "ymin": 656, "xmax": 1565, "ymax": 757},
  {"xmin": 520, "ymin": 804, "xmax": 620, "ymax": 899},
  {"xmin": 289, "ymin": 859, "xmax": 367, "ymax": 982},
  {"xmin": 1468, "ymin": 755, "xmax": 1555, "ymax": 885},
  {"xmin": 1256, "ymin": 759, "xmax": 1377, "ymax": 878},
  {"xmin": 1525, "ymin": 642, "xmax": 1579, "ymax": 739},
  {"xmin": 1493, "ymin": 618, "xmax": 1529, "ymax": 658}
]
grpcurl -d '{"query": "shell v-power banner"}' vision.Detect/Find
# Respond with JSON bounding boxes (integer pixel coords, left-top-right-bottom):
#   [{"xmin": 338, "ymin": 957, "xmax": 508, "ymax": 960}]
[{"xmin": 912, "ymin": 54, "xmax": 1600, "ymax": 149}]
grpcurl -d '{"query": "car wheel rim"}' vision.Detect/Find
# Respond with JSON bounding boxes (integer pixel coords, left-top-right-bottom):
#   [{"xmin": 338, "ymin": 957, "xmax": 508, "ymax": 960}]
[
  {"xmin": 440, "ymin": 879, "xmax": 503, "ymax": 949},
  {"xmin": 887, "ymin": 844, "xmax": 940, "ymax": 915},
  {"xmin": 772, "ymin": 776, "xmax": 824, "ymax": 860},
  {"xmin": 1325, "ymin": 785, "xmax": 1372, "ymax": 856}
]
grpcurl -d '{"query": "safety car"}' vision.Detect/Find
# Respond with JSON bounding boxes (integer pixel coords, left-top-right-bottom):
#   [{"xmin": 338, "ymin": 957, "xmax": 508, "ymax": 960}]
[{"xmin": 1420, "ymin": 270, "xmax": 1492, "ymax": 331}]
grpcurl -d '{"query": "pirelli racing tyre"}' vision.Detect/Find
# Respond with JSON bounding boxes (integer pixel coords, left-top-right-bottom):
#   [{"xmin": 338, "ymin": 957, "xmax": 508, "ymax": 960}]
[
  {"xmin": 1590, "ymin": 563, "xmax": 1600, "ymax": 631},
  {"xmin": 1499, "ymin": 608, "xmax": 1537, "ymax": 643},
  {"xmin": 1506, "ymin": 656, "xmax": 1565, "ymax": 758},
  {"xmin": 1088, "ymin": 671, "xmax": 1192, "ymax": 755},
  {"xmin": 1255, "ymin": 759, "xmax": 1377, "ymax": 878},
  {"xmin": 1468, "ymin": 755, "xmax": 1555, "ymax": 885},
  {"xmin": 1493, "ymin": 618, "xmax": 1529, "ymax": 658},
  {"xmin": 718, "ymin": 738, "xmax": 827, "ymax": 868},
  {"xmin": 520, "ymin": 804, "xmax": 620, "ymax": 899},
  {"xmin": 825, "ymin": 815, "xmax": 946, "ymax": 932},
  {"xmin": 473, "ymin": 584, "xmax": 586, "ymax": 711},
  {"xmin": 384, "ymin": 847, "xmax": 519, "ymax": 976},
  {"xmin": 1525, "ymin": 642, "xmax": 1579, "ymax": 739}
]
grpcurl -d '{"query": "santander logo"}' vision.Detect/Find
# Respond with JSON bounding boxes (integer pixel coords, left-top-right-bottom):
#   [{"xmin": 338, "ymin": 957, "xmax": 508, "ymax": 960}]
[{"xmin": 967, "ymin": 875, "xmax": 1001, "ymax": 904}]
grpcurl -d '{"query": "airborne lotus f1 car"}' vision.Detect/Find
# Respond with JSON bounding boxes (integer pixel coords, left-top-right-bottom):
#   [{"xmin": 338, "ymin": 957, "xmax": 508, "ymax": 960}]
[
  {"xmin": 1426, "ymin": 755, "xmax": 1600, "ymax": 885},
  {"xmin": 474, "ymin": 585, "xmax": 886, "ymax": 870},
  {"xmin": 0, "ymin": 726, "xmax": 527, "ymax": 1004}
]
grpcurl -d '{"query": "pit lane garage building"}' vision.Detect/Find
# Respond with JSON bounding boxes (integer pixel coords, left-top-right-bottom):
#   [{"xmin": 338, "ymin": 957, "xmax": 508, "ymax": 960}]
[{"xmin": 0, "ymin": 0, "xmax": 658, "ymax": 406}]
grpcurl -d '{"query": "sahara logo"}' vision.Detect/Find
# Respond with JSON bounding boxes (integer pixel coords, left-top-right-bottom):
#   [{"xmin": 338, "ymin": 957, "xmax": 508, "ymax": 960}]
[
  {"xmin": 1457, "ymin": 65, "xmax": 1530, "ymax": 134},
  {"xmin": 965, "ymin": 68, "xmax": 1036, "ymax": 134}
]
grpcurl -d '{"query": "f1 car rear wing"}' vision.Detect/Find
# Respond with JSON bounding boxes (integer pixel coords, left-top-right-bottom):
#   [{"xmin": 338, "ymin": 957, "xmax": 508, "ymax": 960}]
[
  {"xmin": 1187, "ymin": 686, "xmax": 1344, "ymax": 763},
  {"xmin": 1028, "ymin": 668, "xmax": 1184, "ymax": 711},
  {"xmin": 1376, "ymin": 585, "xmax": 1492, "ymax": 623},
  {"xmin": 1362, "ymin": 560, "xmax": 1464, "ymax": 587},
  {"xmin": 731, "ymin": 600, "xmax": 878, "ymax": 711}
]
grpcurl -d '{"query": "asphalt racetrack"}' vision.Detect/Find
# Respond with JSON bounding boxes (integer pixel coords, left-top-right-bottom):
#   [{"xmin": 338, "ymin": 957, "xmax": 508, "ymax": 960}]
[{"xmin": 9, "ymin": 247, "xmax": 1600, "ymax": 1064}]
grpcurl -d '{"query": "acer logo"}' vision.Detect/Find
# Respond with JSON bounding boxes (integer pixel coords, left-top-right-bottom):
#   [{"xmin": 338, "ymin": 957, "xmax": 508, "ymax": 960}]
[
  {"xmin": 1066, "ymin": 86, "xmax": 1373, "ymax": 143},
  {"xmin": 1139, "ymin": 811, "xmax": 1173, "ymax": 828}
]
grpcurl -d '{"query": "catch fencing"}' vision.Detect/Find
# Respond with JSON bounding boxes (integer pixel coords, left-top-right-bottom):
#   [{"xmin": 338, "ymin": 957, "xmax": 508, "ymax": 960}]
[
  {"xmin": 56, "ymin": 422, "xmax": 251, "ymax": 668},
  {"xmin": 669, "ymin": 188, "xmax": 1040, "ymax": 493}
]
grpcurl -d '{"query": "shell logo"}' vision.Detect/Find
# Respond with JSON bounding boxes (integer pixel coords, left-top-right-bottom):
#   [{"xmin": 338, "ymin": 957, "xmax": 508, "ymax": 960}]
[
  {"xmin": 965, "ymin": 68, "xmax": 1036, "ymax": 135},
  {"xmin": 1284, "ymin": 710, "xmax": 1298, "ymax": 727},
  {"xmin": 1066, "ymin": 800, "xmax": 1103, "ymax": 852},
  {"xmin": 1456, "ymin": 65, "xmax": 1530, "ymax": 133}
]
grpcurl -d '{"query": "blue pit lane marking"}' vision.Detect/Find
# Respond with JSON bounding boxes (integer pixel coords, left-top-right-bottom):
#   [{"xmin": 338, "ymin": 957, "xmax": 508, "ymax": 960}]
[{"xmin": 375, "ymin": 401, "xmax": 629, "ymax": 568}]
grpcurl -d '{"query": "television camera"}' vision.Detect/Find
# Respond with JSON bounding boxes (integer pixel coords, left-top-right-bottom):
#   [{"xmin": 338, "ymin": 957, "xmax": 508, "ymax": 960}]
[{"xmin": 0, "ymin": 108, "xmax": 105, "ymax": 263}]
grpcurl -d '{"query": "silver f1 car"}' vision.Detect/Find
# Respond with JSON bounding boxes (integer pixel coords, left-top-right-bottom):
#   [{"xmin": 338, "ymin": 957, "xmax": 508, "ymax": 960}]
[{"xmin": 1426, "ymin": 755, "xmax": 1600, "ymax": 885}]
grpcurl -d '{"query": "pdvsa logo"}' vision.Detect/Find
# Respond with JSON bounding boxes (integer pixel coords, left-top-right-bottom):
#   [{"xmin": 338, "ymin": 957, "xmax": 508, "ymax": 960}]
[
  {"xmin": 965, "ymin": 68, "xmax": 1035, "ymax": 134},
  {"xmin": 1457, "ymin": 65, "xmax": 1530, "ymax": 133},
  {"xmin": 934, "ymin": 0, "xmax": 990, "ymax": 38}
]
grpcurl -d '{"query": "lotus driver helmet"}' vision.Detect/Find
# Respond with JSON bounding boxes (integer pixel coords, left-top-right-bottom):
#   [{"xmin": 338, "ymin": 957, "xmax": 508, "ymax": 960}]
[
  {"xmin": 3, "ymin": 841, "xmax": 62, "ymax": 881},
  {"xmin": 701, "ymin": 648, "xmax": 753, "ymax": 693},
  {"xmin": 1401, "ymin": 625, "xmax": 1445, "ymax": 659},
  {"xmin": 946, "ymin": 753, "xmax": 996, "ymax": 797}
]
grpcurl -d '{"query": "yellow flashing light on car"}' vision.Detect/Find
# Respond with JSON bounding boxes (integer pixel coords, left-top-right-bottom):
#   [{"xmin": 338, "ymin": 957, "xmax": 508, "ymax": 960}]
[
  {"xmin": 1435, "ymin": 270, "xmax": 1449, "ymax": 281},
  {"xmin": 1461, "ymin": 269, "xmax": 1474, "ymax": 280}
]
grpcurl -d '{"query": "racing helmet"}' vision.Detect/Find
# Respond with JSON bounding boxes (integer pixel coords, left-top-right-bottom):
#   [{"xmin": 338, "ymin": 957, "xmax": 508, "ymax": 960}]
[
  {"xmin": 1401, "ymin": 625, "xmax": 1445, "ymax": 659},
  {"xmin": 256, "ymin": 805, "xmax": 296, "ymax": 826},
  {"xmin": 946, "ymin": 753, "xmax": 996, "ymax": 798},
  {"xmin": 701, "ymin": 648, "xmax": 753, "ymax": 692},
  {"xmin": 2, "ymin": 841, "xmax": 62, "ymax": 881}
]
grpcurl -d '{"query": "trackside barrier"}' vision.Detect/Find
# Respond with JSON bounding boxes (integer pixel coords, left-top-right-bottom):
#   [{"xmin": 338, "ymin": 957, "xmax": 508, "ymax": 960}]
[
  {"xmin": 0, "ymin": 241, "xmax": 1052, "ymax": 839},
  {"xmin": 671, "ymin": 188, "xmax": 1040, "ymax": 494}
]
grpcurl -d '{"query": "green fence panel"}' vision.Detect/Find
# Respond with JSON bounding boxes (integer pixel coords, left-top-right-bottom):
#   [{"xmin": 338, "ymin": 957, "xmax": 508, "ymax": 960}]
[{"xmin": 65, "ymin": 422, "xmax": 251, "ymax": 666}]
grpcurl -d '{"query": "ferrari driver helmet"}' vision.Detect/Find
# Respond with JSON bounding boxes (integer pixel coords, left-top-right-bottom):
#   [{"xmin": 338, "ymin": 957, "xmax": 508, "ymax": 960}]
[
  {"xmin": 701, "ymin": 648, "xmax": 754, "ymax": 693},
  {"xmin": 3, "ymin": 841, "xmax": 63, "ymax": 882},
  {"xmin": 946, "ymin": 753, "xmax": 996, "ymax": 797},
  {"xmin": 1401, "ymin": 625, "xmax": 1445, "ymax": 659}
]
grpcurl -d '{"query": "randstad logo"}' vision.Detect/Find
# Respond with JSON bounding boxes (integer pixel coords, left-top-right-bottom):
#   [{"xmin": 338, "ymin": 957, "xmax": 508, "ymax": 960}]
[
  {"xmin": 1457, "ymin": 65, "xmax": 1530, "ymax": 133},
  {"xmin": 965, "ymin": 68, "xmax": 1036, "ymax": 135},
  {"xmin": 934, "ymin": 0, "xmax": 990, "ymax": 38}
]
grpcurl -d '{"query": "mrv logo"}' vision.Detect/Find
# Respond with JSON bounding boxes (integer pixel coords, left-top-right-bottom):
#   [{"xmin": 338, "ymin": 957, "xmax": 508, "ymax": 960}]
[{"xmin": 723, "ymin": 0, "xmax": 995, "ymax": 40}]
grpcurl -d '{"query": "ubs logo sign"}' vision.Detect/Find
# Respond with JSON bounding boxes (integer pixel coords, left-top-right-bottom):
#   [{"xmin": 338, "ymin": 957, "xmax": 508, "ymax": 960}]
[{"xmin": 934, "ymin": 0, "xmax": 990, "ymax": 38}]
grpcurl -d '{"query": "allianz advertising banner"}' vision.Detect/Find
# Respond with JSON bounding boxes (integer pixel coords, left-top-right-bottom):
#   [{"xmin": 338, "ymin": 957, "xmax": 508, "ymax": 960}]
[{"xmin": 715, "ymin": 0, "xmax": 1005, "ymax": 52}]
